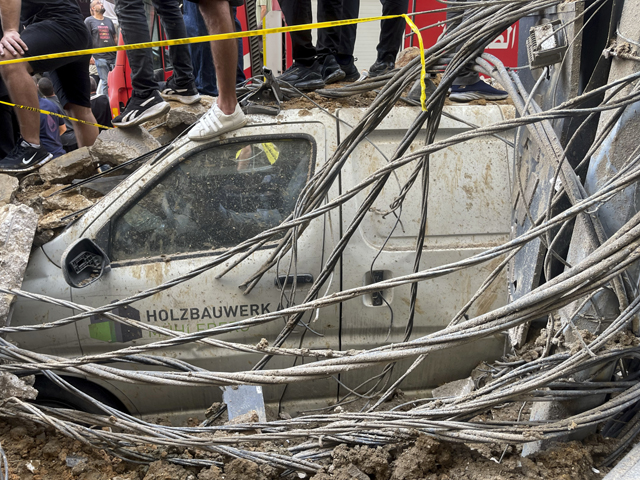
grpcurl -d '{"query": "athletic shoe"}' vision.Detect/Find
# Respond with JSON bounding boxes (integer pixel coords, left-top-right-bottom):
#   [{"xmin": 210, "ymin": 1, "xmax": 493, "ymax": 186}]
[
  {"xmin": 112, "ymin": 91, "xmax": 170, "ymax": 128},
  {"xmin": 321, "ymin": 55, "xmax": 345, "ymax": 84},
  {"xmin": 160, "ymin": 76, "xmax": 201, "ymax": 105},
  {"xmin": 369, "ymin": 55, "xmax": 395, "ymax": 77},
  {"xmin": 188, "ymin": 103, "xmax": 247, "ymax": 141},
  {"xmin": 0, "ymin": 139, "xmax": 53, "ymax": 174},
  {"xmin": 277, "ymin": 61, "xmax": 325, "ymax": 90},
  {"xmin": 449, "ymin": 80, "xmax": 508, "ymax": 102}
]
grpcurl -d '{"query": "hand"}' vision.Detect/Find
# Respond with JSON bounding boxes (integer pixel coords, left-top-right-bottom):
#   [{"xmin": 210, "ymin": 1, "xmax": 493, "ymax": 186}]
[
  {"xmin": 0, "ymin": 30, "xmax": 28, "ymax": 57},
  {"xmin": 90, "ymin": 56, "xmax": 95, "ymax": 65}
]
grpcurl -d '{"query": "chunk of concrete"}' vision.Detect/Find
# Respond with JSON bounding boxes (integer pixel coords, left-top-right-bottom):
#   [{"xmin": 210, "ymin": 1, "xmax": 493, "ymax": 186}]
[
  {"xmin": 90, "ymin": 126, "xmax": 160, "ymax": 166},
  {"xmin": 39, "ymin": 147, "xmax": 96, "ymax": 184},
  {"xmin": 0, "ymin": 372, "xmax": 37, "ymax": 400},
  {"xmin": 0, "ymin": 174, "xmax": 19, "ymax": 207},
  {"xmin": 38, "ymin": 210, "xmax": 74, "ymax": 231},
  {"xmin": 431, "ymin": 377, "xmax": 475, "ymax": 399},
  {"xmin": 43, "ymin": 192, "xmax": 93, "ymax": 212},
  {"xmin": 164, "ymin": 96, "xmax": 213, "ymax": 129},
  {"xmin": 396, "ymin": 46, "xmax": 420, "ymax": 68},
  {"xmin": 0, "ymin": 204, "xmax": 38, "ymax": 327}
]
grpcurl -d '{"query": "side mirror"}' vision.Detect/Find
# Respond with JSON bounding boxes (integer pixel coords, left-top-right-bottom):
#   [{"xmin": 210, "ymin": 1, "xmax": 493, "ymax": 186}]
[{"xmin": 61, "ymin": 238, "xmax": 110, "ymax": 288}]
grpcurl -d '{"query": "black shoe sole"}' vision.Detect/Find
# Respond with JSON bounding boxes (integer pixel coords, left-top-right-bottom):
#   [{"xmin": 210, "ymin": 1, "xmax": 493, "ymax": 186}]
[
  {"xmin": 278, "ymin": 78, "xmax": 325, "ymax": 91},
  {"xmin": 112, "ymin": 101, "xmax": 171, "ymax": 128},
  {"xmin": 323, "ymin": 69, "xmax": 346, "ymax": 84}
]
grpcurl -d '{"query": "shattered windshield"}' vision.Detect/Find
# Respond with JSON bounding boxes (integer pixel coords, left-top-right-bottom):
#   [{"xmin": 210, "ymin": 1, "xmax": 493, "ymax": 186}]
[{"xmin": 110, "ymin": 136, "xmax": 314, "ymax": 261}]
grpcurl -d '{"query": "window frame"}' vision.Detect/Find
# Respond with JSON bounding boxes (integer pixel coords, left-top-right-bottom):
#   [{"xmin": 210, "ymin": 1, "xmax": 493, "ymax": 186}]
[{"xmin": 105, "ymin": 133, "xmax": 317, "ymax": 267}]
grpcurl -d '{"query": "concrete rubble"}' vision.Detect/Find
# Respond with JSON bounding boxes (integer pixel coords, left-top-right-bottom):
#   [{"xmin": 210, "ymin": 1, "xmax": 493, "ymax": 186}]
[
  {"xmin": 0, "ymin": 204, "xmax": 38, "ymax": 327},
  {"xmin": 0, "ymin": 174, "xmax": 18, "ymax": 207},
  {"xmin": 39, "ymin": 147, "xmax": 96, "ymax": 184},
  {"xmin": 90, "ymin": 125, "xmax": 161, "ymax": 165}
]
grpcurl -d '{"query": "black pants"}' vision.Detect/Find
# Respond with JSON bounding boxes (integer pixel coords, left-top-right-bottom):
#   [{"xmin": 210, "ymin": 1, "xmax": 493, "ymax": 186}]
[
  {"xmin": 115, "ymin": 0, "xmax": 195, "ymax": 96},
  {"xmin": 0, "ymin": 96, "xmax": 17, "ymax": 159},
  {"xmin": 376, "ymin": 0, "xmax": 410, "ymax": 62},
  {"xmin": 317, "ymin": 0, "xmax": 359, "ymax": 63}
]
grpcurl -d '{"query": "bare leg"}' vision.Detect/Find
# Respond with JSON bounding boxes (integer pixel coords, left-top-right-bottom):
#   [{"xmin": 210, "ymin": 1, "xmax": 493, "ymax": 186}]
[
  {"xmin": 198, "ymin": 0, "xmax": 238, "ymax": 115},
  {"xmin": 0, "ymin": 62, "xmax": 39, "ymax": 144},
  {"xmin": 66, "ymin": 104, "xmax": 99, "ymax": 147}
]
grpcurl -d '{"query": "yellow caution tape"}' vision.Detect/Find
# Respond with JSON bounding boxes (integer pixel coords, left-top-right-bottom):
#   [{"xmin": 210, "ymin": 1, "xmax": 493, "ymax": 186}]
[
  {"xmin": 0, "ymin": 14, "xmax": 428, "ymax": 111},
  {"xmin": 0, "ymin": 99, "xmax": 113, "ymax": 130}
]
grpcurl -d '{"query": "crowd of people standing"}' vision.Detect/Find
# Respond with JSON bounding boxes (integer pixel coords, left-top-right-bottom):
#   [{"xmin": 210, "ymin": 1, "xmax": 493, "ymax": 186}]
[{"xmin": 0, "ymin": 0, "xmax": 507, "ymax": 174}]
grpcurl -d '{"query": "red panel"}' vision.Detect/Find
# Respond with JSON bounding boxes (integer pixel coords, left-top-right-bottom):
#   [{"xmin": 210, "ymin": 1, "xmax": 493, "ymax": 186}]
[{"xmin": 406, "ymin": 0, "xmax": 519, "ymax": 68}]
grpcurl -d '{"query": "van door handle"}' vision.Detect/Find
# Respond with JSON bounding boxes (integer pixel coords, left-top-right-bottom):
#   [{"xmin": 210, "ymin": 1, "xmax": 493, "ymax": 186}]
[{"xmin": 274, "ymin": 274, "xmax": 314, "ymax": 287}]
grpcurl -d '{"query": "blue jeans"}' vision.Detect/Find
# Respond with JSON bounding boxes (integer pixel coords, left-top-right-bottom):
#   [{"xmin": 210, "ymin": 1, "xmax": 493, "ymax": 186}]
[
  {"xmin": 94, "ymin": 57, "xmax": 112, "ymax": 96},
  {"xmin": 183, "ymin": 2, "xmax": 245, "ymax": 96}
]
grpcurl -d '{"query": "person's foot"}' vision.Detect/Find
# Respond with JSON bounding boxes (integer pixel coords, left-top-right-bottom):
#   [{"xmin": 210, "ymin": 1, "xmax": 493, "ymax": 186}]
[
  {"xmin": 277, "ymin": 61, "xmax": 325, "ymax": 90},
  {"xmin": 160, "ymin": 76, "xmax": 201, "ymax": 105},
  {"xmin": 369, "ymin": 55, "xmax": 395, "ymax": 77},
  {"xmin": 341, "ymin": 61, "xmax": 360, "ymax": 82},
  {"xmin": 449, "ymin": 80, "xmax": 508, "ymax": 102},
  {"xmin": 112, "ymin": 91, "xmax": 171, "ymax": 128},
  {"xmin": 321, "ymin": 55, "xmax": 345, "ymax": 84},
  {"xmin": 0, "ymin": 139, "xmax": 53, "ymax": 174},
  {"xmin": 188, "ymin": 103, "xmax": 247, "ymax": 141}
]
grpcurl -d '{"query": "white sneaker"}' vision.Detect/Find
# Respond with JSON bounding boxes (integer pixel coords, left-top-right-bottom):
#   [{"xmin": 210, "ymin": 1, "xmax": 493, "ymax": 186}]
[{"xmin": 188, "ymin": 103, "xmax": 247, "ymax": 141}]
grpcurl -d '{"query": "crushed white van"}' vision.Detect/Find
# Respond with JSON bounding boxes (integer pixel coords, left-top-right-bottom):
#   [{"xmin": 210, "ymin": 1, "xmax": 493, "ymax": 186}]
[{"xmin": 10, "ymin": 105, "xmax": 514, "ymax": 420}]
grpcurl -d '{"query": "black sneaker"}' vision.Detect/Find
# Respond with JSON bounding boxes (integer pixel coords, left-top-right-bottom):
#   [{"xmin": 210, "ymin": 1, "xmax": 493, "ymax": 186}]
[
  {"xmin": 321, "ymin": 55, "xmax": 345, "ymax": 84},
  {"xmin": 369, "ymin": 55, "xmax": 396, "ymax": 77},
  {"xmin": 112, "ymin": 90, "xmax": 170, "ymax": 128},
  {"xmin": 0, "ymin": 139, "xmax": 53, "ymax": 174},
  {"xmin": 277, "ymin": 61, "xmax": 325, "ymax": 90},
  {"xmin": 449, "ymin": 80, "xmax": 508, "ymax": 102},
  {"xmin": 160, "ymin": 76, "xmax": 201, "ymax": 105}
]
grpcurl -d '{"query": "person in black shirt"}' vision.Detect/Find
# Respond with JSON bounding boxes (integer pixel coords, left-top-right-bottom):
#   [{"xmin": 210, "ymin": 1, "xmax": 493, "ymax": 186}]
[
  {"xmin": 89, "ymin": 76, "xmax": 112, "ymax": 130},
  {"xmin": 0, "ymin": 0, "xmax": 98, "ymax": 173},
  {"xmin": 85, "ymin": 0, "xmax": 117, "ymax": 96}
]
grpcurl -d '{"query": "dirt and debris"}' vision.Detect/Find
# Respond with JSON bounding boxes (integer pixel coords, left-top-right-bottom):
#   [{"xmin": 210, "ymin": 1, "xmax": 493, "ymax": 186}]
[{"xmin": 0, "ymin": 415, "xmax": 620, "ymax": 480}]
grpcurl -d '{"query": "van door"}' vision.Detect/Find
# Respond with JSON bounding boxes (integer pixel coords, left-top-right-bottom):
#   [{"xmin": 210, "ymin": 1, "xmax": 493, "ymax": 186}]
[
  {"xmin": 337, "ymin": 105, "xmax": 514, "ymax": 399},
  {"xmin": 71, "ymin": 119, "xmax": 341, "ymax": 417}
]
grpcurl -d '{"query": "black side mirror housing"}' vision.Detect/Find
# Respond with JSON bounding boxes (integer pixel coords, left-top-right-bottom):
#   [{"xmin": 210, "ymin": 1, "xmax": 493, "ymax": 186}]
[{"xmin": 61, "ymin": 238, "xmax": 110, "ymax": 288}]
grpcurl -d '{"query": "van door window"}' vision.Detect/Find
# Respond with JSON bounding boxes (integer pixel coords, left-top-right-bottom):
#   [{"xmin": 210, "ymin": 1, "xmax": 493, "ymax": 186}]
[{"xmin": 110, "ymin": 137, "xmax": 314, "ymax": 261}]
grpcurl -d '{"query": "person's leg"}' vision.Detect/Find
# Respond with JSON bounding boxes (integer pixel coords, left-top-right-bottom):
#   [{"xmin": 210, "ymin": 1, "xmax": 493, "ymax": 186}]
[
  {"xmin": 335, "ymin": 0, "xmax": 360, "ymax": 81},
  {"xmin": 0, "ymin": 62, "xmax": 39, "ymax": 144},
  {"xmin": 0, "ymin": 95, "xmax": 17, "ymax": 158},
  {"xmin": 66, "ymin": 104, "xmax": 99, "ymax": 146},
  {"xmin": 153, "ymin": 0, "xmax": 195, "ymax": 87},
  {"xmin": 115, "ymin": 0, "xmax": 158, "ymax": 95},
  {"xmin": 198, "ymin": 1, "xmax": 237, "ymax": 114},
  {"xmin": 184, "ymin": 0, "xmax": 218, "ymax": 95},
  {"xmin": 315, "ymin": 0, "xmax": 346, "ymax": 84},
  {"xmin": 95, "ymin": 58, "xmax": 110, "ymax": 95},
  {"xmin": 189, "ymin": 0, "xmax": 246, "ymax": 141},
  {"xmin": 49, "ymin": 57, "xmax": 99, "ymax": 147},
  {"xmin": 278, "ymin": 0, "xmax": 316, "ymax": 65}
]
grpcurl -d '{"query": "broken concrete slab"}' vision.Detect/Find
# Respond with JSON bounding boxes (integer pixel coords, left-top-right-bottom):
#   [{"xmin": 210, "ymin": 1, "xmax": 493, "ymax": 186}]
[
  {"xmin": 431, "ymin": 377, "xmax": 475, "ymax": 398},
  {"xmin": 39, "ymin": 147, "xmax": 96, "ymax": 184},
  {"xmin": 164, "ymin": 96, "xmax": 213, "ymax": 129},
  {"xmin": 37, "ymin": 209, "xmax": 74, "ymax": 231},
  {"xmin": 43, "ymin": 191, "xmax": 93, "ymax": 212},
  {"xmin": 90, "ymin": 126, "xmax": 160, "ymax": 166},
  {"xmin": 0, "ymin": 372, "xmax": 37, "ymax": 400},
  {"xmin": 0, "ymin": 174, "xmax": 19, "ymax": 207},
  {"xmin": 0, "ymin": 204, "xmax": 38, "ymax": 327}
]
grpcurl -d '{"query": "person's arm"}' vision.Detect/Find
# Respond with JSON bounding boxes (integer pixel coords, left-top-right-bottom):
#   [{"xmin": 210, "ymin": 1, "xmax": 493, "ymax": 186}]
[
  {"xmin": 59, "ymin": 124, "xmax": 67, "ymax": 135},
  {"xmin": 0, "ymin": 0, "xmax": 28, "ymax": 57}
]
